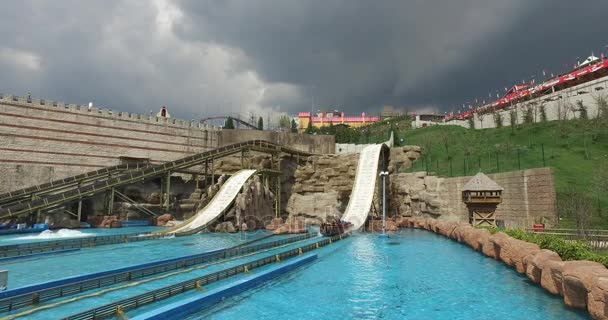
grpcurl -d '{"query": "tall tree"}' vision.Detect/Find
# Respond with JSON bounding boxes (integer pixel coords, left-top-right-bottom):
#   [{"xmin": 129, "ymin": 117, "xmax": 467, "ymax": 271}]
[
  {"xmin": 278, "ymin": 115, "xmax": 291, "ymax": 129},
  {"xmin": 305, "ymin": 121, "xmax": 314, "ymax": 134},
  {"xmin": 290, "ymin": 119, "xmax": 298, "ymax": 133},
  {"xmin": 223, "ymin": 117, "xmax": 235, "ymax": 129},
  {"xmin": 257, "ymin": 116, "xmax": 264, "ymax": 130}
]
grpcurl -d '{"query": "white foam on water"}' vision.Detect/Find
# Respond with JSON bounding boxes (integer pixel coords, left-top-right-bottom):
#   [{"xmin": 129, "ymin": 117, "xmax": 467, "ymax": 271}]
[{"xmin": 13, "ymin": 229, "xmax": 94, "ymax": 240}]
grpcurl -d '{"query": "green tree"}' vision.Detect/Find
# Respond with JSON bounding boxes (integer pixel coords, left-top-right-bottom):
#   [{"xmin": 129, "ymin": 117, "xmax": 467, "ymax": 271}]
[
  {"xmin": 290, "ymin": 119, "xmax": 298, "ymax": 133},
  {"xmin": 305, "ymin": 121, "xmax": 314, "ymax": 134},
  {"xmin": 493, "ymin": 111, "xmax": 503, "ymax": 128},
  {"xmin": 223, "ymin": 117, "xmax": 235, "ymax": 129},
  {"xmin": 539, "ymin": 104, "xmax": 548, "ymax": 122},
  {"xmin": 509, "ymin": 109, "xmax": 518, "ymax": 135},
  {"xmin": 257, "ymin": 116, "xmax": 264, "ymax": 130},
  {"xmin": 576, "ymin": 100, "xmax": 588, "ymax": 121},
  {"xmin": 467, "ymin": 117, "xmax": 475, "ymax": 129},
  {"xmin": 523, "ymin": 106, "xmax": 534, "ymax": 124},
  {"xmin": 278, "ymin": 115, "xmax": 291, "ymax": 129}
]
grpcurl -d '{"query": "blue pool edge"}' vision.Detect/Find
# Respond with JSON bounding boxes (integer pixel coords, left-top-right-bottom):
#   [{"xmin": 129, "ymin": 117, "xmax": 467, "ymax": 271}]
[{"xmin": 130, "ymin": 253, "xmax": 318, "ymax": 320}]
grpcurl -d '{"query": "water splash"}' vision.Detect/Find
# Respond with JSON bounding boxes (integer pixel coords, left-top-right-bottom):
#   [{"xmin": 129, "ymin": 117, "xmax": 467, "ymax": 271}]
[{"xmin": 14, "ymin": 229, "xmax": 93, "ymax": 240}]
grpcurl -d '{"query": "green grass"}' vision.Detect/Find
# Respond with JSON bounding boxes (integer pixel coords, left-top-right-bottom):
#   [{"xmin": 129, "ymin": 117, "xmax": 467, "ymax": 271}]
[{"xmin": 390, "ymin": 120, "xmax": 608, "ymax": 228}]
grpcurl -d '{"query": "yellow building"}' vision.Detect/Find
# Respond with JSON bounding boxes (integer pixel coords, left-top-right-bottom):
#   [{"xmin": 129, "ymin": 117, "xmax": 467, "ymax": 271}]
[{"xmin": 298, "ymin": 111, "xmax": 380, "ymax": 132}]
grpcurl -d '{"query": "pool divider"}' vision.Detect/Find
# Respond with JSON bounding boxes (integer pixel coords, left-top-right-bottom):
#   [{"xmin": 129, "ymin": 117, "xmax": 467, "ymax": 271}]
[
  {"xmin": 0, "ymin": 233, "xmax": 311, "ymax": 312},
  {"xmin": 0, "ymin": 249, "xmax": 80, "ymax": 263},
  {"xmin": 131, "ymin": 254, "xmax": 318, "ymax": 320},
  {"xmin": 61, "ymin": 233, "xmax": 350, "ymax": 320},
  {"xmin": 0, "ymin": 232, "xmax": 166, "ymax": 258}
]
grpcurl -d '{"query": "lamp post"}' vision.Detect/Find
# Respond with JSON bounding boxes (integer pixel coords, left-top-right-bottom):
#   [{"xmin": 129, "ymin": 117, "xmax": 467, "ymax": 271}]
[{"xmin": 379, "ymin": 171, "xmax": 389, "ymax": 238}]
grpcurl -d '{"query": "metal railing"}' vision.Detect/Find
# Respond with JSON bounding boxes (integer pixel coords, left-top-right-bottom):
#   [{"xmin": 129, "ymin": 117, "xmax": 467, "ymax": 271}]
[
  {"xmin": 63, "ymin": 233, "xmax": 348, "ymax": 320},
  {"xmin": 0, "ymin": 233, "xmax": 313, "ymax": 312},
  {"xmin": 0, "ymin": 140, "xmax": 314, "ymax": 219},
  {"xmin": 527, "ymin": 228, "xmax": 608, "ymax": 251},
  {"xmin": 0, "ymin": 163, "xmax": 148, "ymax": 207},
  {"xmin": 0, "ymin": 232, "xmax": 163, "ymax": 258}
]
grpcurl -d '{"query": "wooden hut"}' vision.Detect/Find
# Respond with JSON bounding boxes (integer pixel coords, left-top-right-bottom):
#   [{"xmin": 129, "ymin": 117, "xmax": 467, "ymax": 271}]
[{"xmin": 462, "ymin": 172, "xmax": 503, "ymax": 227}]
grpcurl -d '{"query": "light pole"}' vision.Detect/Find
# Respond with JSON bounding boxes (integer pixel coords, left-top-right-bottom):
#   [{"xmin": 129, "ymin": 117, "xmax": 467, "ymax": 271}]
[{"xmin": 379, "ymin": 171, "xmax": 389, "ymax": 238}]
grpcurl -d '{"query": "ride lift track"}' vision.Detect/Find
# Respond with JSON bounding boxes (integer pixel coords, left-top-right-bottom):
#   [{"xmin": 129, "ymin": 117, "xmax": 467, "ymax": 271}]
[{"xmin": 0, "ymin": 140, "xmax": 313, "ymax": 220}]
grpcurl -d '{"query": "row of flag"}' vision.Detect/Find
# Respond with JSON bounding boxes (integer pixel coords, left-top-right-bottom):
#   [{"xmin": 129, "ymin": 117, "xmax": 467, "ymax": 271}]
[{"xmin": 447, "ymin": 51, "xmax": 607, "ymax": 116}]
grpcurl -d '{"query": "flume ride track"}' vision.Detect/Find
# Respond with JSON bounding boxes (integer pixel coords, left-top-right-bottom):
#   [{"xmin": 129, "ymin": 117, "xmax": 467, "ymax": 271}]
[
  {"xmin": 0, "ymin": 140, "xmax": 313, "ymax": 219},
  {"xmin": 161, "ymin": 169, "xmax": 258, "ymax": 236},
  {"xmin": 341, "ymin": 144, "xmax": 386, "ymax": 230},
  {"xmin": 0, "ymin": 163, "xmax": 148, "ymax": 209}
]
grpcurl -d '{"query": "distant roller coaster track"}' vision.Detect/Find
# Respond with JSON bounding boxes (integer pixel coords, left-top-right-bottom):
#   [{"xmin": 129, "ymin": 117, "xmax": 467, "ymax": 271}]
[{"xmin": 200, "ymin": 116, "xmax": 259, "ymax": 130}]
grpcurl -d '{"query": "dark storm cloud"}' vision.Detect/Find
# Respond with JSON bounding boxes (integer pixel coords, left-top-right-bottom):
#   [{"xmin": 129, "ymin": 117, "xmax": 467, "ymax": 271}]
[
  {"xmin": 0, "ymin": 1, "xmax": 607, "ymax": 119},
  {"xmin": 176, "ymin": 0, "xmax": 608, "ymax": 114}
]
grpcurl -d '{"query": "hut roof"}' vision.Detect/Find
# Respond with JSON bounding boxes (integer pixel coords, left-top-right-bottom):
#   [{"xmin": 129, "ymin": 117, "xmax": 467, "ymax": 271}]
[{"xmin": 463, "ymin": 172, "xmax": 504, "ymax": 191}]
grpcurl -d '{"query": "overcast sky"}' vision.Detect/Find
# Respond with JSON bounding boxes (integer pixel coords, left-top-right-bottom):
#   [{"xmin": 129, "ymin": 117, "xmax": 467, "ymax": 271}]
[{"xmin": 1, "ymin": 0, "xmax": 607, "ymax": 121}]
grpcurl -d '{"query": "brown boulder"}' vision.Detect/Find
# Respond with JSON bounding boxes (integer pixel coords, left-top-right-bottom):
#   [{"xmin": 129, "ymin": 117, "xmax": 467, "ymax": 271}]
[
  {"xmin": 588, "ymin": 277, "xmax": 608, "ymax": 319},
  {"xmin": 541, "ymin": 260, "xmax": 566, "ymax": 295},
  {"xmin": 156, "ymin": 213, "xmax": 174, "ymax": 227},
  {"xmin": 265, "ymin": 217, "xmax": 284, "ymax": 231},
  {"xmin": 501, "ymin": 238, "xmax": 541, "ymax": 273},
  {"xmin": 562, "ymin": 261, "xmax": 608, "ymax": 309},
  {"xmin": 525, "ymin": 250, "xmax": 562, "ymax": 283},
  {"xmin": 462, "ymin": 228, "xmax": 490, "ymax": 251}
]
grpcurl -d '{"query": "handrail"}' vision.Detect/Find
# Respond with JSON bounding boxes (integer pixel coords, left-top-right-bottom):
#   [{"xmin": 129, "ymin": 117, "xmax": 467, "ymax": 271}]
[
  {"xmin": 0, "ymin": 163, "xmax": 148, "ymax": 206},
  {"xmin": 62, "ymin": 233, "xmax": 348, "ymax": 320},
  {"xmin": 0, "ymin": 140, "xmax": 314, "ymax": 219},
  {"xmin": 0, "ymin": 233, "xmax": 313, "ymax": 312},
  {"xmin": 0, "ymin": 232, "xmax": 163, "ymax": 258}
]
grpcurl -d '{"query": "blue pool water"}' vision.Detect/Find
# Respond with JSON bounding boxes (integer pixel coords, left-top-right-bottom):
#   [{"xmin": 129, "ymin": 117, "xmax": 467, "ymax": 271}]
[
  {"xmin": 184, "ymin": 230, "xmax": 589, "ymax": 320},
  {"xmin": 0, "ymin": 226, "xmax": 163, "ymax": 244},
  {"xmin": 0, "ymin": 231, "xmax": 270, "ymax": 288}
]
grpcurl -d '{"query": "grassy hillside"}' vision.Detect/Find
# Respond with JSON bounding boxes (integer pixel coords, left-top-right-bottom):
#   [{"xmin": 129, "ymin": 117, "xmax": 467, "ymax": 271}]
[{"xmin": 392, "ymin": 120, "xmax": 608, "ymax": 228}]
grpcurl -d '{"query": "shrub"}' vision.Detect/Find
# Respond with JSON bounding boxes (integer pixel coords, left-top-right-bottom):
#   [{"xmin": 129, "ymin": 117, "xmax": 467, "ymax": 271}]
[{"xmin": 504, "ymin": 229, "xmax": 608, "ymax": 266}]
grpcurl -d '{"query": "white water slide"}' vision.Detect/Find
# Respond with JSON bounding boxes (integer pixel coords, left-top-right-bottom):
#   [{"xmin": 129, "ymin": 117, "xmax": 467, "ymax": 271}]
[
  {"xmin": 166, "ymin": 169, "xmax": 257, "ymax": 235},
  {"xmin": 341, "ymin": 144, "xmax": 384, "ymax": 230}
]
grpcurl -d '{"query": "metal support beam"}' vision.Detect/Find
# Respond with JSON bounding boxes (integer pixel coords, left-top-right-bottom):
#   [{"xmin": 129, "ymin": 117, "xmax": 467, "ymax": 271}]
[
  {"xmin": 275, "ymin": 154, "xmax": 281, "ymax": 218},
  {"xmin": 164, "ymin": 171, "xmax": 171, "ymax": 212},
  {"xmin": 241, "ymin": 149, "xmax": 245, "ymax": 169},
  {"xmin": 77, "ymin": 200, "xmax": 82, "ymax": 221},
  {"xmin": 211, "ymin": 159, "xmax": 215, "ymax": 185},
  {"xmin": 107, "ymin": 188, "xmax": 115, "ymax": 215}
]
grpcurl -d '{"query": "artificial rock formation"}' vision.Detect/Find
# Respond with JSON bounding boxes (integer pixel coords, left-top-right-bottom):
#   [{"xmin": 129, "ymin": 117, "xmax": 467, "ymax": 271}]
[
  {"xmin": 390, "ymin": 172, "xmax": 453, "ymax": 219},
  {"xmin": 232, "ymin": 175, "xmax": 275, "ymax": 230},
  {"xmin": 286, "ymin": 153, "xmax": 358, "ymax": 224}
]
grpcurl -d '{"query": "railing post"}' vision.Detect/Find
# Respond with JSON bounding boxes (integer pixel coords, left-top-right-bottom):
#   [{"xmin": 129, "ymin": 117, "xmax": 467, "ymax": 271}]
[
  {"xmin": 517, "ymin": 148, "xmax": 521, "ymax": 170},
  {"xmin": 541, "ymin": 143, "xmax": 546, "ymax": 167}
]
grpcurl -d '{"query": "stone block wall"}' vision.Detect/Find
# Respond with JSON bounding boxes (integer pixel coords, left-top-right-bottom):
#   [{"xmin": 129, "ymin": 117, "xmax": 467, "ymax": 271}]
[
  {"xmin": 391, "ymin": 167, "xmax": 557, "ymax": 228},
  {"xmin": 0, "ymin": 94, "xmax": 335, "ymax": 193}
]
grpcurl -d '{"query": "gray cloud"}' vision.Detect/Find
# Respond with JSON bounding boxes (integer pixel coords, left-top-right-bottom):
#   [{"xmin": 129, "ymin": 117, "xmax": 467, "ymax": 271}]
[{"xmin": 0, "ymin": 0, "xmax": 607, "ymax": 120}]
